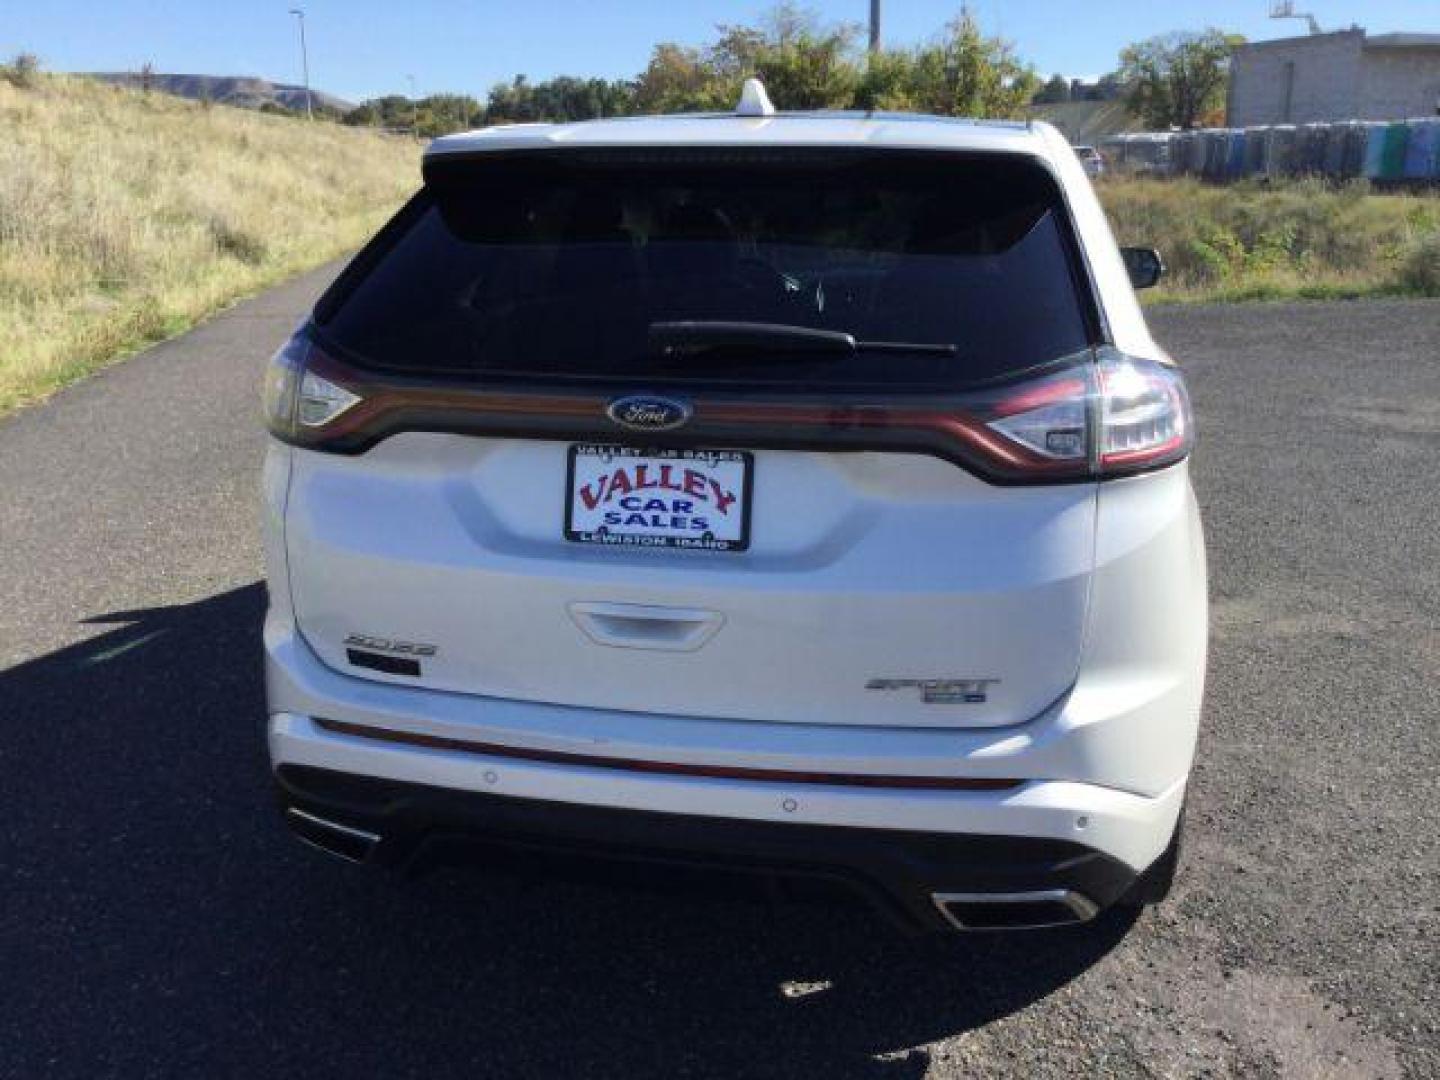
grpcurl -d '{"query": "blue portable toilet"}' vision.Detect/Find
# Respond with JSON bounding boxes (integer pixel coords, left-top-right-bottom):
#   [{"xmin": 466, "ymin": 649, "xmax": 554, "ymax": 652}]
[
  {"xmin": 1362, "ymin": 123, "xmax": 1387, "ymax": 179},
  {"xmin": 1403, "ymin": 119, "xmax": 1437, "ymax": 180},
  {"xmin": 1379, "ymin": 122, "xmax": 1408, "ymax": 180}
]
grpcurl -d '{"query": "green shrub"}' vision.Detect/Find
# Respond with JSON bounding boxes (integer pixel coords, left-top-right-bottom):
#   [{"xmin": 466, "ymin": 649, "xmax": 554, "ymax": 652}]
[
  {"xmin": 1101, "ymin": 176, "xmax": 1440, "ymax": 301},
  {"xmin": 1394, "ymin": 232, "xmax": 1440, "ymax": 295}
]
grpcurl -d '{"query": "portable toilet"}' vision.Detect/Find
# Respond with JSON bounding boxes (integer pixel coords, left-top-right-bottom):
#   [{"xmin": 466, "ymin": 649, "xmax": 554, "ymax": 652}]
[
  {"xmin": 1300, "ymin": 123, "xmax": 1329, "ymax": 175},
  {"xmin": 1341, "ymin": 123, "xmax": 1371, "ymax": 179},
  {"xmin": 1198, "ymin": 130, "xmax": 1221, "ymax": 178},
  {"xmin": 1194, "ymin": 131, "xmax": 1211, "ymax": 177},
  {"xmin": 1213, "ymin": 130, "xmax": 1235, "ymax": 178},
  {"xmin": 1134, "ymin": 133, "xmax": 1169, "ymax": 176},
  {"xmin": 1380, "ymin": 122, "xmax": 1409, "ymax": 180},
  {"xmin": 1266, "ymin": 125, "xmax": 1297, "ymax": 177},
  {"xmin": 1363, "ymin": 123, "xmax": 1387, "ymax": 179},
  {"xmin": 1099, "ymin": 135, "xmax": 1127, "ymax": 172},
  {"xmin": 1322, "ymin": 122, "xmax": 1349, "ymax": 177},
  {"xmin": 1171, "ymin": 131, "xmax": 1194, "ymax": 175},
  {"xmin": 1243, "ymin": 127, "xmax": 1268, "ymax": 175},
  {"xmin": 1160, "ymin": 133, "xmax": 1179, "ymax": 176},
  {"xmin": 1190, "ymin": 130, "xmax": 1209, "ymax": 175},
  {"xmin": 1403, "ymin": 119, "xmax": 1437, "ymax": 180},
  {"xmin": 1226, "ymin": 129, "xmax": 1247, "ymax": 178}
]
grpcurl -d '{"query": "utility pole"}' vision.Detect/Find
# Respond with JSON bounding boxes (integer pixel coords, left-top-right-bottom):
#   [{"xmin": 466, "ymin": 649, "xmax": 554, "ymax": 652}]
[
  {"xmin": 869, "ymin": 0, "xmax": 881, "ymax": 54},
  {"xmin": 288, "ymin": 8, "xmax": 312, "ymax": 119},
  {"xmin": 406, "ymin": 73, "xmax": 418, "ymax": 134}
]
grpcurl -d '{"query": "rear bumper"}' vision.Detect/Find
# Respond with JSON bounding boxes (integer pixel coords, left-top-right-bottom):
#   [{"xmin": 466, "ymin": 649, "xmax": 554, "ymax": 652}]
[
  {"xmin": 268, "ymin": 612, "xmax": 1191, "ymax": 927},
  {"xmin": 275, "ymin": 763, "xmax": 1147, "ymax": 932},
  {"xmin": 267, "ymin": 600, "xmax": 1194, "ymax": 875}
]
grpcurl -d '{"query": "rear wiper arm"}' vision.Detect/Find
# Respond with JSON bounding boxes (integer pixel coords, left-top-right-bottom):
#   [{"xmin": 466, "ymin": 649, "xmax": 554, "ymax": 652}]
[{"xmin": 648, "ymin": 321, "xmax": 957, "ymax": 358}]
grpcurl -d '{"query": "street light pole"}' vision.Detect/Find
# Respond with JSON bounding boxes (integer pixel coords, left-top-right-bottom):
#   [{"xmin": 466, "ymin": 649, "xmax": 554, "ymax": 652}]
[
  {"xmin": 869, "ymin": 0, "xmax": 881, "ymax": 54},
  {"xmin": 288, "ymin": 8, "xmax": 312, "ymax": 119}
]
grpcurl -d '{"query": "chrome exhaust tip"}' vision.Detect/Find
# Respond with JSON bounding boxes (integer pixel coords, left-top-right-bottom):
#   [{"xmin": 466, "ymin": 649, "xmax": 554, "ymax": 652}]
[
  {"xmin": 932, "ymin": 889, "xmax": 1099, "ymax": 931},
  {"xmin": 286, "ymin": 807, "xmax": 381, "ymax": 864}
]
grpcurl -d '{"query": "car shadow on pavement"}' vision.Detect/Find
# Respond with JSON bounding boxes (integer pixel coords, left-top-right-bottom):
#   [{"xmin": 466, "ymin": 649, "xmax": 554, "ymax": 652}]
[{"xmin": 2, "ymin": 582, "xmax": 1136, "ymax": 1078}]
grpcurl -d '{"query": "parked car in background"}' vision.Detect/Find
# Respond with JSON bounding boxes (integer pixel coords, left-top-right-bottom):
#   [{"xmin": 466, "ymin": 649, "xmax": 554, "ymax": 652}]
[
  {"xmin": 262, "ymin": 81, "xmax": 1205, "ymax": 933},
  {"xmin": 1073, "ymin": 143, "xmax": 1106, "ymax": 177}
]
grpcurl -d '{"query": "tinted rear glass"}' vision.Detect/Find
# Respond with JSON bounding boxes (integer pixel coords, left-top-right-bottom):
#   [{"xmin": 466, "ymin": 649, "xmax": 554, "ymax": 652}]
[{"xmin": 318, "ymin": 149, "xmax": 1094, "ymax": 391}]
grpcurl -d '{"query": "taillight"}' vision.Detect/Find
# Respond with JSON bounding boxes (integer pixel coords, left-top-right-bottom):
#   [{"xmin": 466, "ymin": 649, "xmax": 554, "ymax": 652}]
[
  {"xmin": 985, "ymin": 373, "xmax": 1089, "ymax": 464},
  {"xmin": 1096, "ymin": 354, "xmax": 1192, "ymax": 470},
  {"xmin": 984, "ymin": 349, "xmax": 1194, "ymax": 479},
  {"xmin": 259, "ymin": 334, "xmax": 1191, "ymax": 482},
  {"xmin": 262, "ymin": 333, "xmax": 361, "ymax": 439}
]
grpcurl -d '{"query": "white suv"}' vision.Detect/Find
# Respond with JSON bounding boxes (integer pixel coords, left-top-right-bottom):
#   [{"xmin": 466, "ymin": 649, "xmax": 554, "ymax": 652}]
[{"xmin": 262, "ymin": 85, "xmax": 1205, "ymax": 932}]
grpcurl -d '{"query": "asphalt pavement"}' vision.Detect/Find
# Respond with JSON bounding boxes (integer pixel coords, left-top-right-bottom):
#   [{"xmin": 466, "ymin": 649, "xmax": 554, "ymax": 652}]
[{"xmin": 2, "ymin": 269, "xmax": 1436, "ymax": 1078}]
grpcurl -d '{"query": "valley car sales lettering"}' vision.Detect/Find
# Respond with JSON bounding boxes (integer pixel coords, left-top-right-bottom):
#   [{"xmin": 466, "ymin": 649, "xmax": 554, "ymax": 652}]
[{"xmin": 579, "ymin": 462, "xmax": 737, "ymax": 532}]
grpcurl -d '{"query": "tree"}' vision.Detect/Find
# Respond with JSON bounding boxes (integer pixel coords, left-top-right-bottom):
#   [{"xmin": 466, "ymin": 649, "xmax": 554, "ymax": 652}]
[
  {"xmin": 636, "ymin": 6, "xmax": 860, "ymax": 114},
  {"xmin": 633, "ymin": 43, "xmax": 730, "ymax": 113},
  {"xmin": 1119, "ymin": 30, "xmax": 1239, "ymax": 130},
  {"xmin": 381, "ymin": 5, "xmax": 1046, "ymax": 127},
  {"xmin": 1033, "ymin": 73, "xmax": 1072, "ymax": 105},
  {"xmin": 1094, "ymin": 71, "xmax": 1125, "ymax": 101},
  {"xmin": 747, "ymin": 21, "xmax": 861, "ymax": 109},
  {"xmin": 907, "ymin": 11, "xmax": 1039, "ymax": 119},
  {"xmin": 853, "ymin": 48, "xmax": 918, "ymax": 112}
]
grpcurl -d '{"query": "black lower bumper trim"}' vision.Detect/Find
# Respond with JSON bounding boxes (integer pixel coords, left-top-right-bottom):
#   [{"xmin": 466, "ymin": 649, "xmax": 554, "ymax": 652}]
[{"xmin": 274, "ymin": 764, "xmax": 1139, "ymax": 932}]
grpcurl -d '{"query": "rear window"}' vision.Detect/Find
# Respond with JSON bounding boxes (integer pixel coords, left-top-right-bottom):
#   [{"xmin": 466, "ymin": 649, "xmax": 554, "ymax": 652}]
[{"xmin": 316, "ymin": 148, "xmax": 1095, "ymax": 391}]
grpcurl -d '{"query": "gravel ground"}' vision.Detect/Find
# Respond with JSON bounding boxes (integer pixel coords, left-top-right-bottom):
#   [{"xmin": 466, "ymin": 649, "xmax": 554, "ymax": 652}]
[{"xmin": 1, "ymin": 271, "xmax": 1436, "ymax": 1078}]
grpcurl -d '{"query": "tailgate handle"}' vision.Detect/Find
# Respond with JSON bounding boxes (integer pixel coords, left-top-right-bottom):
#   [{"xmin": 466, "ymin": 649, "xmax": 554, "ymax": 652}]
[{"xmin": 568, "ymin": 602, "xmax": 724, "ymax": 652}]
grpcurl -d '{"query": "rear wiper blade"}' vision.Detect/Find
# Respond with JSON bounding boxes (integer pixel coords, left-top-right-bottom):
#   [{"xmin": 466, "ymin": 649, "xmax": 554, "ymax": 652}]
[{"xmin": 648, "ymin": 321, "xmax": 957, "ymax": 358}]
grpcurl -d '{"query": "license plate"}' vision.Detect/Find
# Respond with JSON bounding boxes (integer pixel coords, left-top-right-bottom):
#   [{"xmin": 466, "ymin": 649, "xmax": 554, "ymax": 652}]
[{"xmin": 565, "ymin": 444, "xmax": 752, "ymax": 552}]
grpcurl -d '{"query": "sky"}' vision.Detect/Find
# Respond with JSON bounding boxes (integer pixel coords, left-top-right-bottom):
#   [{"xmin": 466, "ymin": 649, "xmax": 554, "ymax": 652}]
[{"xmin": 2, "ymin": 1, "xmax": 1436, "ymax": 105}]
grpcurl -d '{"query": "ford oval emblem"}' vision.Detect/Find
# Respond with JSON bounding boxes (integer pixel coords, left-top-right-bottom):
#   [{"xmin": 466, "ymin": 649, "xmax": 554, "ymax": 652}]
[{"xmin": 606, "ymin": 395, "xmax": 693, "ymax": 432}]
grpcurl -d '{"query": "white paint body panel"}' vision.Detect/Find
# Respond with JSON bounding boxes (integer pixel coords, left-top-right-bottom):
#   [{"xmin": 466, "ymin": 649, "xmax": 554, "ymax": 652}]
[
  {"xmin": 264, "ymin": 112, "xmax": 1206, "ymax": 874},
  {"xmin": 285, "ymin": 437, "xmax": 1096, "ymax": 728}
]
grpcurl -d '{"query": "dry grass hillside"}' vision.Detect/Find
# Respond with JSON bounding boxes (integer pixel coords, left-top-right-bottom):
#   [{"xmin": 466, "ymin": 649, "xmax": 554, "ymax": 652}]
[{"xmin": 0, "ymin": 70, "xmax": 418, "ymax": 413}]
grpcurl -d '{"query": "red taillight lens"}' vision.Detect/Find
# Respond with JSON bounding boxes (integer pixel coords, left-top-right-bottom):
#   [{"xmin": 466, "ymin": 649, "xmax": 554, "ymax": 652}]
[
  {"xmin": 984, "ymin": 349, "xmax": 1194, "ymax": 479},
  {"xmin": 262, "ymin": 334, "xmax": 362, "ymax": 440},
  {"xmin": 260, "ymin": 336, "xmax": 1191, "ymax": 482}
]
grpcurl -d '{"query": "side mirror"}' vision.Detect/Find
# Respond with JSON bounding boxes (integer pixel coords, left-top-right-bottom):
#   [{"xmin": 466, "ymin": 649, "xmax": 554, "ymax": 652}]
[{"xmin": 1121, "ymin": 246, "xmax": 1165, "ymax": 290}]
